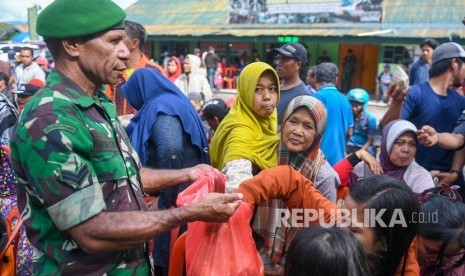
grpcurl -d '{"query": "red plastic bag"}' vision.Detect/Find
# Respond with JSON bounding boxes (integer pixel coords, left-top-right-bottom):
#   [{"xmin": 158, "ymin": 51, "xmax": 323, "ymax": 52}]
[
  {"xmin": 176, "ymin": 171, "xmax": 264, "ymax": 276},
  {"xmin": 176, "ymin": 170, "xmax": 226, "ymax": 207}
]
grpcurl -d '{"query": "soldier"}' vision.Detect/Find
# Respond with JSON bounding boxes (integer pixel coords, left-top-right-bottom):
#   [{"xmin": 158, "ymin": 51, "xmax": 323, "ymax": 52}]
[
  {"xmin": 341, "ymin": 49, "xmax": 356, "ymax": 93},
  {"xmin": 10, "ymin": 0, "xmax": 241, "ymax": 274}
]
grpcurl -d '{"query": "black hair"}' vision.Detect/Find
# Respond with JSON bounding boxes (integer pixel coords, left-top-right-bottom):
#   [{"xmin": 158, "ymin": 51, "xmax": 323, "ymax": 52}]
[
  {"xmin": 349, "ymin": 175, "xmax": 420, "ymax": 276},
  {"xmin": 0, "ymin": 72, "xmax": 8, "ymax": 84},
  {"xmin": 430, "ymin": 57, "xmax": 465, "ymax": 78},
  {"xmin": 203, "ymin": 107, "xmax": 229, "ymax": 121},
  {"xmin": 420, "ymin": 38, "xmax": 439, "ymax": 50},
  {"xmin": 20, "ymin": 47, "xmax": 33, "ymax": 56},
  {"xmin": 419, "ymin": 194, "xmax": 465, "ymax": 270},
  {"xmin": 285, "ymin": 226, "xmax": 369, "ymax": 276},
  {"xmin": 124, "ymin": 20, "xmax": 147, "ymax": 51}
]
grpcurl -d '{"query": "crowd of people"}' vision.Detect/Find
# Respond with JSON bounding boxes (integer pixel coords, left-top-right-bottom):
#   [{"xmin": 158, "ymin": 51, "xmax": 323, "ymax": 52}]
[{"xmin": 1, "ymin": 0, "xmax": 465, "ymax": 275}]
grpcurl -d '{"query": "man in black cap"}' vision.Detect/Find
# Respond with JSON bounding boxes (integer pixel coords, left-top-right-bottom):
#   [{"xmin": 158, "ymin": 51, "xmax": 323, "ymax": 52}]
[
  {"xmin": 272, "ymin": 42, "xmax": 312, "ymax": 126},
  {"xmin": 10, "ymin": 0, "xmax": 241, "ymax": 274},
  {"xmin": 202, "ymin": 98, "xmax": 229, "ymax": 139},
  {"xmin": 383, "ymin": 42, "xmax": 465, "ymax": 197},
  {"xmin": 408, "ymin": 38, "xmax": 439, "ymax": 85},
  {"xmin": 13, "ymin": 82, "xmax": 41, "ymax": 113}
]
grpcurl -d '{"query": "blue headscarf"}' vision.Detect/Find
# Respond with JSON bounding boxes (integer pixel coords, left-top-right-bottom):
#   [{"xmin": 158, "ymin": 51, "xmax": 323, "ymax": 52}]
[{"xmin": 122, "ymin": 68, "xmax": 209, "ymax": 165}]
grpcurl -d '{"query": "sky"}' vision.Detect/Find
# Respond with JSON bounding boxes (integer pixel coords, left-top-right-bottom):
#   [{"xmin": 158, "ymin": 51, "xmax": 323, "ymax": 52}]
[{"xmin": 0, "ymin": 0, "xmax": 138, "ymax": 22}]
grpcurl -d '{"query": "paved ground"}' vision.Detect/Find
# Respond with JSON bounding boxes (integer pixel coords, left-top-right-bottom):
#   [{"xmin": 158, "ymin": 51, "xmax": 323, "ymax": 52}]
[{"xmin": 366, "ymin": 101, "xmax": 389, "ymax": 123}]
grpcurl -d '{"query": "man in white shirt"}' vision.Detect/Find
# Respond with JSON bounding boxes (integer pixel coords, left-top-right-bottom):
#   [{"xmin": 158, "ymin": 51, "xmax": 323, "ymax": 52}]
[{"xmin": 14, "ymin": 47, "xmax": 45, "ymax": 89}]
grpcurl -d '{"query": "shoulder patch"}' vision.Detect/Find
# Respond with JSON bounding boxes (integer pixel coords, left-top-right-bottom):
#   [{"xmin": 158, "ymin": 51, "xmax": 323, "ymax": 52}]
[
  {"xmin": 59, "ymin": 163, "xmax": 91, "ymax": 189},
  {"xmin": 43, "ymin": 124, "xmax": 77, "ymax": 135}
]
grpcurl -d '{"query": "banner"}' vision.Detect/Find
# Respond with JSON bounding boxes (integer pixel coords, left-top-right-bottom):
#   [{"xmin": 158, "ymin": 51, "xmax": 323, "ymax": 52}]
[{"xmin": 229, "ymin": 0, "xmax": 383, "ymax": 24}]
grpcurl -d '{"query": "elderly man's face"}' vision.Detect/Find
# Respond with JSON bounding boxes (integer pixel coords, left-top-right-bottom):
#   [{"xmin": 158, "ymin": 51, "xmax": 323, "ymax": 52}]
[{"xmin": 78, "ymin": 29, "xmax": 130, "ymax": 86}]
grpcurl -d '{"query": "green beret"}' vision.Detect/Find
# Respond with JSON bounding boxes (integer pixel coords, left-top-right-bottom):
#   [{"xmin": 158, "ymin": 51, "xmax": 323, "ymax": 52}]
[{"xmin": 37, "ymin": 0, "xmax": 126, "ymax": 39}]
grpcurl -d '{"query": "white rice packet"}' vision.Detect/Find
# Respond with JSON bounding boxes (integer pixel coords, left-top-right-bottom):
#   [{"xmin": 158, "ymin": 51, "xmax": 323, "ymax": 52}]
[{"xmin": 392, "ymin": 66, "xmax": 409, "ymax": 89}]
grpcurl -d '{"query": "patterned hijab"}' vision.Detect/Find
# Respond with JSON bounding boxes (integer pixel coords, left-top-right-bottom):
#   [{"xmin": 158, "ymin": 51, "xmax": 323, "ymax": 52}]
[
  {"xmin": 380, "ymin": 119, "xmax": 417, "ymax": 181},
  {"xmin": 278, "ymin": 95, "xmax": 327, "ymax": 181},
  {"xmin": 209, "ymin": 62, "xmax": 280, "ymax": 170}
]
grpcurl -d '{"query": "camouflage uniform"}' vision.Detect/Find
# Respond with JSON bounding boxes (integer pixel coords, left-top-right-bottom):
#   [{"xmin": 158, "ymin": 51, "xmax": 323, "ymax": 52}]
[{"xmin": 11, "ymin": 70, "xmax": 151, "ymax": 275}]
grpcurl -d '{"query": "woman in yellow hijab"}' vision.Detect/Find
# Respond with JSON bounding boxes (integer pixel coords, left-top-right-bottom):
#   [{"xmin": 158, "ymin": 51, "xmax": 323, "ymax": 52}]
[{"xmin": 210, "ymin": 62, "xmax": 280, "ymax": 192}]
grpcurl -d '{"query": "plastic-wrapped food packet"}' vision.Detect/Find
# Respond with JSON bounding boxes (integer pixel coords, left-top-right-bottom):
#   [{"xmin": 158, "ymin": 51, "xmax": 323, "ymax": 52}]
[{"xmin": 392, "ymin": 66, "xmax": 409, "ymax": 89}]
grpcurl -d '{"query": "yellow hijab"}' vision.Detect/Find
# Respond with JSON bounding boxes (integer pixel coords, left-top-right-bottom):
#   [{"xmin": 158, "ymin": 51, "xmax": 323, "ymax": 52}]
[{"xmin": 210, "ymin": 62, "xmax": 280, "ymax": 170}]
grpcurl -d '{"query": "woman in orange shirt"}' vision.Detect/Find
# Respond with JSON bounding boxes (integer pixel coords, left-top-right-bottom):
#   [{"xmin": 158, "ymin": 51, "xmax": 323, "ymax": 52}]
[{"xmin": 238, "ymin": 166, "xmax": 420, "ymax": 275}]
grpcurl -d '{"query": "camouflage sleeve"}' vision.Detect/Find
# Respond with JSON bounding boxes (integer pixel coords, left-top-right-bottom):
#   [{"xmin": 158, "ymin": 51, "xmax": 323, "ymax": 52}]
[{"xmin": 12, "ymin": 113, "xmax": 106, "ymax": 231}]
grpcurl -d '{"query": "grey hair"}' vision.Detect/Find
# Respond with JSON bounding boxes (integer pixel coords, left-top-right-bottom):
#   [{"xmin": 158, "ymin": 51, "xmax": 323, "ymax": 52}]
[{"xmin": 316, "ymin": 62, "xmax": 339, "ymax": 83}]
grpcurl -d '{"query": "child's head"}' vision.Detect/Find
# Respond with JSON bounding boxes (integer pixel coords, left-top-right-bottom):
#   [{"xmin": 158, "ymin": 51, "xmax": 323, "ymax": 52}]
[
  {"xmin": 418, "ymin": 186, "xmax": 465, "ymax": 269},
  {"xmin": 343, "ymin": 175, "xmax": 419, "ymax": 275},
  {"xmin": 285, "ymin": 226, "xmax": 369, "ymax": 276}
]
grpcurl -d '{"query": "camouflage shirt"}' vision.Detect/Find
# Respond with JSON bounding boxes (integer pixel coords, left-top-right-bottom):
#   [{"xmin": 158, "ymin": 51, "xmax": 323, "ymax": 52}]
[{"xmin": 11, "ymin": 70, "xmax": 151, "ymax": 275}]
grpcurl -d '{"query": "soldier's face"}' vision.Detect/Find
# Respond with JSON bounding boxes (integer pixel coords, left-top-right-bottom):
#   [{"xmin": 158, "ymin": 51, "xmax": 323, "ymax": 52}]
[{"xmin": 78, "ymin": 29, "xmax": 130, "ymax": 86}]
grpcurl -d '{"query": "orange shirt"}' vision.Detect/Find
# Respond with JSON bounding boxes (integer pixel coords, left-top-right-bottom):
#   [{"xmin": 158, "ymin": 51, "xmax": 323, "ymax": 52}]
[{"xmin": 237, "ymin": 165, "xmax": 419, "ymax": 276}]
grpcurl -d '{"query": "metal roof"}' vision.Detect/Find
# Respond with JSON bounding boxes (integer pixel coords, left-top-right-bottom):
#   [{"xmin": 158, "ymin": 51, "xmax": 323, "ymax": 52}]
[{"xmin": 126, "ymin": 0, "xmax": 465, "ymax": 41}]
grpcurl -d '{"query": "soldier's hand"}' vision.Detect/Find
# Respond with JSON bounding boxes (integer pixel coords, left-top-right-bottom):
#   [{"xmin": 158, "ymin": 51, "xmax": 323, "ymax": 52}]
[
  {"xmin": 193, "ymin": 193, "xmax": 242, "ymax": 222},
  {"xmin": 416, "ymin": 125, "xmax": 438, "ymax": 147}
]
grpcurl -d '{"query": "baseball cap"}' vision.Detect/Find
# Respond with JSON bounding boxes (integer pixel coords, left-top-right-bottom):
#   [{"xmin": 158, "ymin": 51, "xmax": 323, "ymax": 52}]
[
  {"xmin": 432, "ymin": 42, "xmax": 465, "ymax": 65},
  {"xmin": 272, "ymin": 43, "xmax": 307, "ymax": 63},
  {"xmin": 28, "ymin": 79, "xmax": 45, "ymax": 89},
  {"xmin": 202, "ymin": 98, "xmax": 228, "ymax": 120},
  {"xmin": 36, "ymin": 57, "xmax": 49, "ymax": 66},
  {"xmin": 13, "ymin": 84, "xmax": 40, "ymax": 97}
]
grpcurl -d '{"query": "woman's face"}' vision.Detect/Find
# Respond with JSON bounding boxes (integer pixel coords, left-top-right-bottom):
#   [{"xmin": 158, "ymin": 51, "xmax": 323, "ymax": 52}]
[
  {"xmin": 417, "ymin": 237, "xmax": 462, "ymax": 267},
  {"xmin": 343, "ymin": 196, "xmax": 386, "ymax": 269},
  {"xmin": 253, "ymin": 71, "xmax": 278, "ymax": 118},
  {"xmin": 389, "ymin": 132, "xmax": 417, "ymax": 167},
  {"xmin": 282, "ymin": 107, "xmax": 316, "ymax": 153},
  {"xmin": 167, "ymin": 60, "xmax": 178, "ymax": 74}
]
